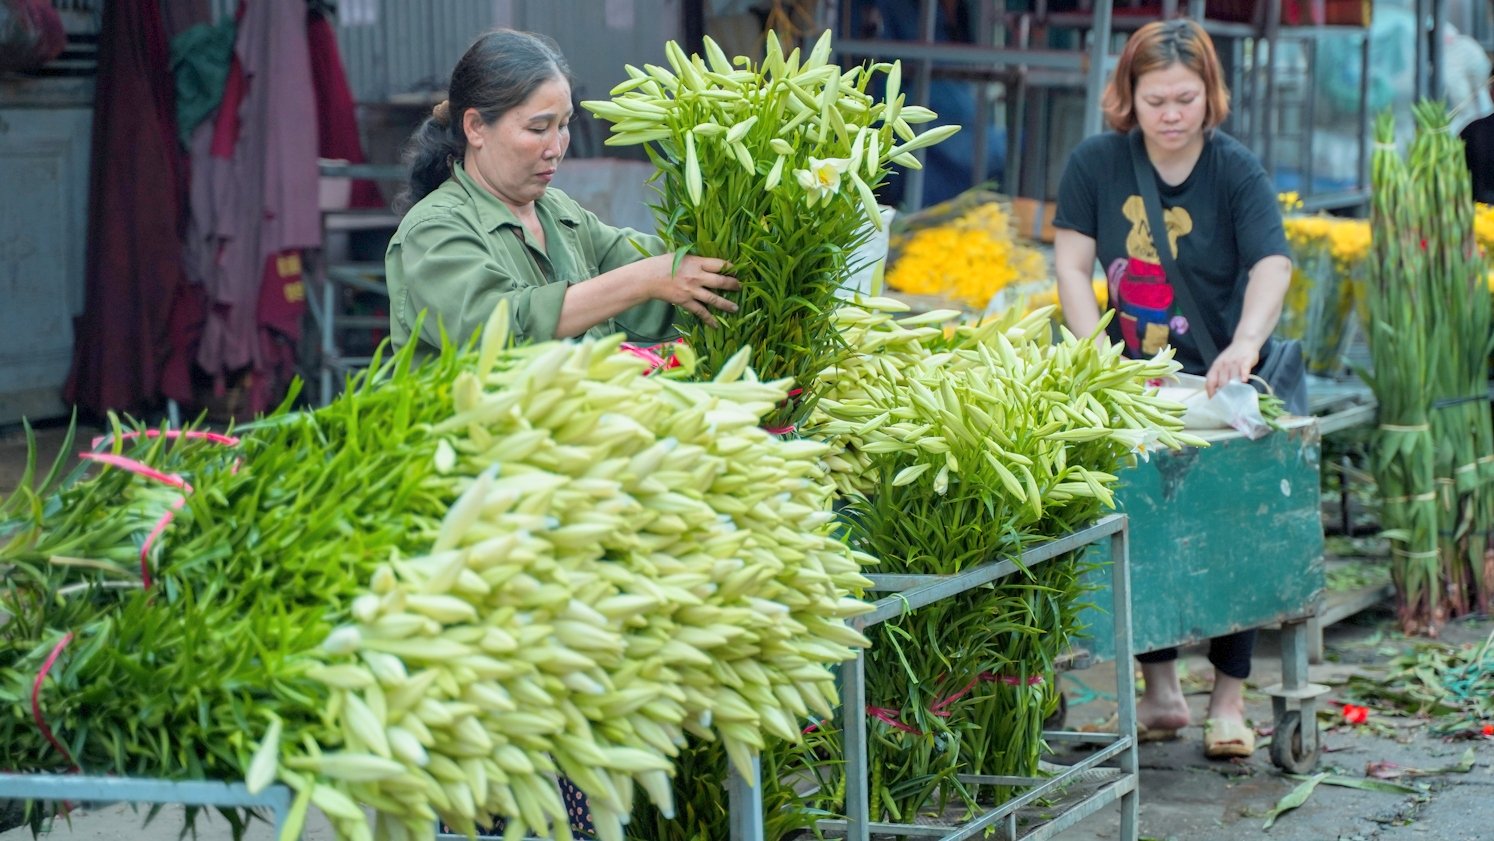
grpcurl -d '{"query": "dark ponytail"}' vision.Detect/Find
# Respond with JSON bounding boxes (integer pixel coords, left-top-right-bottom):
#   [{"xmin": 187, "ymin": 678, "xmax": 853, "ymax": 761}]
[
  {"xmin": 399, "ymin": 110, "xmax": 463, "ymax": 210},
  {"xmin": 397, "ymin": 29, "xmax": 572, "ymax": 210}
]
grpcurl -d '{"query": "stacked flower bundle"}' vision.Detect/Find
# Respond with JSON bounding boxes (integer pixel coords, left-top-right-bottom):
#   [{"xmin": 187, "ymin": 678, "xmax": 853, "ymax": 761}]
[{"xmin": 0, "ymin": 309, "xmax": 876, "ymax": 841}]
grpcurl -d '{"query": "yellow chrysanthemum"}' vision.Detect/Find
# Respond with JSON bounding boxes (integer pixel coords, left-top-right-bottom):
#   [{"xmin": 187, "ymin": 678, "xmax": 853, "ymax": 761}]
[
  {"xmin": 886, "ymin": 201, "xmax": 1049, "ymax": 308},
  {"xmin": 1283, "ymin": 215, "xmax": 1372, "ymax": 277},
  {"xmin": 1329, "ymin": 219, "xmax": 1371, "ymax": 270},
  {"xmin": 1476, "ymin": 203, "xmax": 1494, "ymax": 260}
]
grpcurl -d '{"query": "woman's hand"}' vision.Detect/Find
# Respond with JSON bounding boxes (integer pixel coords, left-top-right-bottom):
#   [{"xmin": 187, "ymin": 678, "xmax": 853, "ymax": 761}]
[
  {"xmin": 1205, "ymin": 339, "xmax": 1261, "ymax": 396},
  {"xmin": 639, "ymin": 255, "xmax": 741, "ymax": 327},
  {"xmin": 1206, "ymin": 254, "xmax": 1291, "ymax": 395}
]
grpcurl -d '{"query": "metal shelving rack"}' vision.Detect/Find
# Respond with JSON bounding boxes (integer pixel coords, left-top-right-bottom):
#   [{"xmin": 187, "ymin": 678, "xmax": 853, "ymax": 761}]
[
  {"xmin": 825, "ymin": 514, "xmax": 1137, "ymax": 841},
  {"xmin": 303, "ymin": 161, "xmax": 401, "ymax": 407},
  {"xmin": 1251, "ymin": 2, "xmax": 1374, "ymax": 213},
  {"xmin": 822, "ymin": 0, "xmax": 1376, "ymax": 214},
  {"xmin": 827, "ymin": 0, "xmax": 1116, "ymax": 210}
]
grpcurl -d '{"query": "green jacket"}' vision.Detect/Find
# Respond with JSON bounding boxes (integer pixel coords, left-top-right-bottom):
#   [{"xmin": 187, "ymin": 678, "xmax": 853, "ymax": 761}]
[{"xmin": 386, "ymin": 164, "xmax": 677, "ymax": 353}]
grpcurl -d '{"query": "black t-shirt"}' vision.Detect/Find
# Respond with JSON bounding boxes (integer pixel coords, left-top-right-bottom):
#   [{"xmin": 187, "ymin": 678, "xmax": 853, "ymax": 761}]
[{"xmin": 1053, "ymin": 129, "xmax": 1289, "ymax": 375}]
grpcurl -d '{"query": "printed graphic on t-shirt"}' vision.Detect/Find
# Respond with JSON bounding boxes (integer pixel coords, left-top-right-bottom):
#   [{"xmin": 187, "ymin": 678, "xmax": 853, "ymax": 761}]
[{"xmin": 1107, "ymin": 195, "xmax": 1194, "ymax": 355}]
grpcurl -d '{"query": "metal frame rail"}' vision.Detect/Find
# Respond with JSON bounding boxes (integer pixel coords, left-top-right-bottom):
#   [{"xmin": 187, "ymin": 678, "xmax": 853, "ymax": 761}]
[
  {"xmin": 0, "ymin": 768, "xmax": 763, "ymax": 841},
  {"xmin": 827, "ymin": 514, "xmax": 1137, "ymax": 841},
  {"xmin": 0, "ymin": 775, "xmax": 294, "ymax": 837},
  {"xmin": 0, "ymin": 732, "xmax": 761, "ymax": 839}
]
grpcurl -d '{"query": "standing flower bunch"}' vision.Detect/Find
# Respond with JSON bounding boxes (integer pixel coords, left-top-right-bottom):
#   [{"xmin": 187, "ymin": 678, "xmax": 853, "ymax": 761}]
[
  {"xmin": 1365, "ymin": 104, "xmax": 1494, "ymax": 634},
  {"xmin": 583, "ymin": 32, "xmax": 958, "ymax": 429}
]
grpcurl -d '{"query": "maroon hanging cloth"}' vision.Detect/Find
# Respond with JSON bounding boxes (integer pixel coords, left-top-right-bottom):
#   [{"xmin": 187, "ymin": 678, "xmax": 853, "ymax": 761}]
[
  {"xmin": 307, "ymin": 10, "xmax": 383, "ymax": 209},
  {"xmin": 63, "ymin": 0, "xmax": 187, "ymax": 418}
]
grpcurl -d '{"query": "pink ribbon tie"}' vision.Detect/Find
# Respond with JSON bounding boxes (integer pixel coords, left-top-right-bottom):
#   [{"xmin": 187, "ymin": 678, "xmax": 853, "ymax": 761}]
[
  {"xmin": 90, "ymin": 429, "xmax": 241, "ymax": 449},
  {"xmin": 31, "ymin": 633, "xmax": 77, "ymax": 770}
]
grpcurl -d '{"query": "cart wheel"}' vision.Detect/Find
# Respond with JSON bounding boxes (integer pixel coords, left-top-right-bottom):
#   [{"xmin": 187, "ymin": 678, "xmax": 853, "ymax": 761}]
[
  {"xmin": 1044, "ymin": 690, "xmax": 1068, "ymax": 731},
  {"xmin": 1269, "ymin": 710, "xmax": 1320, "ymax": 773}
]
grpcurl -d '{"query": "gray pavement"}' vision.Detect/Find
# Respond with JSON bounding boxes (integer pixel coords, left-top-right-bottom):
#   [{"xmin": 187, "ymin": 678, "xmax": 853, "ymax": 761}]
[{"xmin": 1051, "ymin": 611, "xmax": 1494, "ymax": 841}]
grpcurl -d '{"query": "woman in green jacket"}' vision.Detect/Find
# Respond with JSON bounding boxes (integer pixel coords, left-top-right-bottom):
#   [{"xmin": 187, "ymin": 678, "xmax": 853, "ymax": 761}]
[{"xmin": 387, "ymin": 29, "xmax": 739, "ymax": 353}]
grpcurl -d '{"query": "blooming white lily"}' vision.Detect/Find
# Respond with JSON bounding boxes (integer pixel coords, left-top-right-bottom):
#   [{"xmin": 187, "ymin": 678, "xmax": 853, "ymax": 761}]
[
  {"xmin": 794, "ymin": 156, "xmax": 850, "ymax": 207},
  {"xmin": 1111, "ymin": 427, "xmax": 1162, "ymax": 463}
]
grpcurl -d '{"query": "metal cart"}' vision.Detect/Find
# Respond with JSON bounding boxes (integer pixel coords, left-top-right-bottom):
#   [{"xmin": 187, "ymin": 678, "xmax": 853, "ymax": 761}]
[
  {"xmin": 825, "ymin": 514, "xmax": 1139, "ymax": 841},
  {"xmin": 1076, "ymin": 416, "xmax": 1329, "ymax": 773}
]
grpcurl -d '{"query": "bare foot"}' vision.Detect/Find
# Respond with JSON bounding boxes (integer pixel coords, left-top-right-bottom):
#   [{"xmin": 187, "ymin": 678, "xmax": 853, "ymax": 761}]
[
  {"xmin": 1205, "ymin": 674, "xmax": 1247, "ymax": 724},
  {"xmin": 1204, "ymin": 705, "xmax": 1246, "ymax": 726},
  {"xmin": 1136, "ymin": 694, "xmax": 1191, "ymax": 731}
]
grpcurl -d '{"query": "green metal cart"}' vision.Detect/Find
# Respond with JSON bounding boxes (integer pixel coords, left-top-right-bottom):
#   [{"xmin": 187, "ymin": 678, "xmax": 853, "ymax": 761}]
[{"xmin": 1076, "ymin": 416, "xmax": 1329, "ymax": 772}]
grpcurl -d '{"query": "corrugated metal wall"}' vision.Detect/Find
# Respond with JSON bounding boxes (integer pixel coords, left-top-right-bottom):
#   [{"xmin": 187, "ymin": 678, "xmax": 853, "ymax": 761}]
[
  {"xmin": 512, "ymin": 1, "xmax": 684, "ymax": 106},
  {"xmin": 325, "ymin": 0, "xmax": 684, "ymax": 105},
  {"xmin": 41, "ymin": 0, "xmax": 684, "ymax": 165},
  {"xmin": 332, "ymin": 0, "xmax": 500, "ymax": 103},
  {"xmin": 47, "ymin": 1, "xmax": 684, "ymax": 104}
]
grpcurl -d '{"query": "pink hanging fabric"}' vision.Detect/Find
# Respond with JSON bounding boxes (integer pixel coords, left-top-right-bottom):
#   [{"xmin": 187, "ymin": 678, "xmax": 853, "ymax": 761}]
[{"xmin": 182, "ymin": 0, "xmax": 320, "ymax": 412}]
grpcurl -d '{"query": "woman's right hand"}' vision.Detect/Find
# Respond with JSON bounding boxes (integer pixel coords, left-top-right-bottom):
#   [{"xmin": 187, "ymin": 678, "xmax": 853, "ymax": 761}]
[{"xmin": 639, "ymin": 255, "xmax": 741, "ymax": 327}]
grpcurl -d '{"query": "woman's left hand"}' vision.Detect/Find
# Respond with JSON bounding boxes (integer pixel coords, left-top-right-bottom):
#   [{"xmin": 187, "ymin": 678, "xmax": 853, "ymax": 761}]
[{"xmin": 1205, "ymin": 340, "xmax": 1261, "ymax": 397}]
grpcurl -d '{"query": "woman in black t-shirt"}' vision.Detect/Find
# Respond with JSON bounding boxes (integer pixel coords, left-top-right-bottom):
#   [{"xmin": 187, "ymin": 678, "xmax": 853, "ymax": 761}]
[{"xmin": 1052, "ymin": 19, "xmax": 1293, "ymax": 760}]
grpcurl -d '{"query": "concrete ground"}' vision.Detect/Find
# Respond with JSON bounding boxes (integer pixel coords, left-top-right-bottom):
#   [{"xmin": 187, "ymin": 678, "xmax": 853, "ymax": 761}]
[
  {"xmin": 1050, "ymin": 610, "xmax": 1494, "ymax": 841},
  {"xmin": 3, "ymin": 420, "xmax": 1492, "ymax": 840}
]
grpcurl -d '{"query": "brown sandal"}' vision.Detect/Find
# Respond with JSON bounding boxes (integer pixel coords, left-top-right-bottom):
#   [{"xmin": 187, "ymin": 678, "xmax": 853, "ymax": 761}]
[
  {"xmin": 1203, "ymin": 717, "xmax": 1255, "ymax": 759},
  {"xmin": 1137, "ymin": 724, "xmax": 1182, "ymax": 743}
]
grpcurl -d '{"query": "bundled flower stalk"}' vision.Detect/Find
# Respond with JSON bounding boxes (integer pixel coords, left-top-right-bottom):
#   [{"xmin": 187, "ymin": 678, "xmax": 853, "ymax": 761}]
[
  {"xmin": 0, "ymin": 306, "xmax": 875, "ymax": 841},
  {"xmin": 583, "ymin": 32, "xmax": 958, "ymax": 430},
  {"xmin": 797, "ymin": 301, "xmax": 1198, "ymax": 819},
  {"xmin": 1364, "ymin": 104, "xmax": 1494, "ymax": 635}
]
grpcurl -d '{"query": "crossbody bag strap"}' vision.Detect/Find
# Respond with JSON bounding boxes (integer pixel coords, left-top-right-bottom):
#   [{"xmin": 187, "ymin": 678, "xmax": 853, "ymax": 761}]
[{"xmin": 1126, "ymin": 129, "xmax": 1220, "ymax": 366}]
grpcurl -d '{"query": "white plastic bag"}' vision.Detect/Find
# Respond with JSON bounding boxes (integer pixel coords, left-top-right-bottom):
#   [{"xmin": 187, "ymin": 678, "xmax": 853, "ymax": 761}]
[{"xmin": 1155, "ymin": 373, "xmax": 1271, "ymax": 440}]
